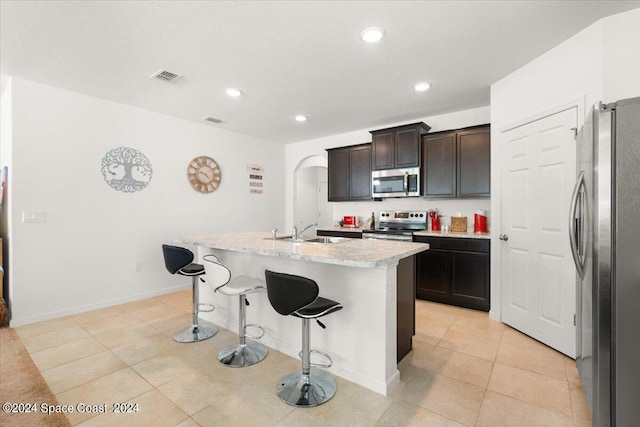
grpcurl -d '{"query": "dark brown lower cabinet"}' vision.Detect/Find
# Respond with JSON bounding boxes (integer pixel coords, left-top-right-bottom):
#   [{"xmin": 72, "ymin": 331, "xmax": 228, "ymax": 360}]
[{"xmin": 414, "ymin": 236, "xmax": 490, "ymax": 311}]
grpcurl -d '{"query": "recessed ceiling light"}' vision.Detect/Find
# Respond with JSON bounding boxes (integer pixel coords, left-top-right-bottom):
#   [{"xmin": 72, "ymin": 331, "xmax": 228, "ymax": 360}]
[
  {"xmin": 360, "ymin": 27, "xmax": 384, "ymax": 43},
  {"xmin": 225, "ymin": 88, "xmax": 242, "ymax": 97},
  {"xmin": 413, "ymin": 82, "xmax": 431, "ymax": 92},
  {"xmin": 295, "ymin": 115, "xmax": 308, "ymax": 122}
]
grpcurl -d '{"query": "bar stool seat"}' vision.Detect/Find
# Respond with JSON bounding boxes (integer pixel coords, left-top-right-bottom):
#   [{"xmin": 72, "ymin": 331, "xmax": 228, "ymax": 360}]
[
  {"xmin": 264, "ymin": 270, "xmax": 343, "ymax": 407},
  {"xmin": 203, "ymin": 254, "xmax": 268, "ymax": 367},
  {"xmin": 293, "ymin": 297, "xmax": 341, "ymax": 318},
  {"xmin": 162, "ymin": 244, "xmax": 217, "ymax": 343}
]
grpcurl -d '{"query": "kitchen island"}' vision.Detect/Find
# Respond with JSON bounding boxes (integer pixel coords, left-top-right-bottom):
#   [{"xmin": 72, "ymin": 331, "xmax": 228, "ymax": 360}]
[{"xmin": 175, "ymin": 232, "xmax": 428, "ymax": 396}]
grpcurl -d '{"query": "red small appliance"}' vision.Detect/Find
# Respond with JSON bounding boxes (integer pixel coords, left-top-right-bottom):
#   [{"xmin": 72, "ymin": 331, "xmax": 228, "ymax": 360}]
[
  {"xmin": 429, "ymin": 210, "xmax": 441, "ymax": 231},
  {"xmin": 342, "ymin": 216, "xmax": 358, "ymax": 228},
  {"xmin": 474, "ymin": 210, "xmax": 488, "ymax": 233}
]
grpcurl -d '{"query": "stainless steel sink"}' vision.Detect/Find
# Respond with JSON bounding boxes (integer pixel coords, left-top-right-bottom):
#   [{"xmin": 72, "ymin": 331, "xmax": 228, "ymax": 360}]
[
  {"xmin": 303, "ymin": 237, "xmax": 349, "ymax": 244},
  {"xmin": 264, "ymin": 236, "xmax": 348, "ymax": 244},
  {"xmin": 264, "ymin": 236, "xmax": 299, "ymax": 242}
]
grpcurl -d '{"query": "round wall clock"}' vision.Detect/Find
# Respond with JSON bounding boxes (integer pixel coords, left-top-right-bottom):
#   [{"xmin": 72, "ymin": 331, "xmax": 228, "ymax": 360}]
[{"xmin": 187, "ymin": 155, "xmax": 221, "ymax": 193}]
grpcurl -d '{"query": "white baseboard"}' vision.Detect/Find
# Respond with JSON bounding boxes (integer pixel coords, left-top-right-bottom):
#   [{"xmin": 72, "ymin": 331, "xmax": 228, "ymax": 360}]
[{"xmin": 9, "ymin": 284, "xmax": 191, "ymax": 327}]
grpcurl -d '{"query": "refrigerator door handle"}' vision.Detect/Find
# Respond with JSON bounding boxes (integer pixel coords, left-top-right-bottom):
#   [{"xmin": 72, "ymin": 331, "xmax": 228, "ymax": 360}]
[{"xmin": 569, "ymin": 170, "xmax": 586, "ymax": 279}]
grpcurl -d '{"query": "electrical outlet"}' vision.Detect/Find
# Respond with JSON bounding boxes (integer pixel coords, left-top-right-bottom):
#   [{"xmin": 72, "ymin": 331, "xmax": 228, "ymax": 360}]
[
  {"xmin": 134, "ymin": 262, "xmax": 143, "ymax": 273},
  {"xmin": 22, "ymin": 211, "xmax": 46, "ymax": 223}
]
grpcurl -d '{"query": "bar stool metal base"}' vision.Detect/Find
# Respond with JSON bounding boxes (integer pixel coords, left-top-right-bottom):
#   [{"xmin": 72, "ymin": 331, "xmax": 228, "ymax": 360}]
[
  {"xmin": 276, "ymin": 367, "xmax": 337, "ymax": 407},
  {"xmin": 172, "ymin": 323, "xmax": 217, "ymax": 343},
  {"xmin": 218, "ymin": 342, "xmax": 268, "ymax": 367}
]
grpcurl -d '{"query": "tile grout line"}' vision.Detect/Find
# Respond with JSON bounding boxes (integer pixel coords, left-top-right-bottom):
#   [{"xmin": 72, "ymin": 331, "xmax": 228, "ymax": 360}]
[
  {"xmin": 474, "ymin": 329, "xmax": 501, "ymax": 426},
  {"xmin": 60, "ymin": 310, "xmax": 193, "ymax": 425},
  {"xmin": 14, "ymin": 294, "xmax": 586, "ymax": 426}
]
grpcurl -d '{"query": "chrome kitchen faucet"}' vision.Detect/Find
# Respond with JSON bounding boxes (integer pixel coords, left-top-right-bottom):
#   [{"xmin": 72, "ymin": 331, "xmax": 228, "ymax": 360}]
[{"xmin": 292, "ymin": 223, "xmax": 317, "ymax": 241}]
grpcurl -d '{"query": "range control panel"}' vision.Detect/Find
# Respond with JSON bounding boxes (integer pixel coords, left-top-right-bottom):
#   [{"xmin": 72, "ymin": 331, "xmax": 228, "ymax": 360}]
[{"xmin": 378, "ymin": 211, "xmax": 427, "ymax": 228}]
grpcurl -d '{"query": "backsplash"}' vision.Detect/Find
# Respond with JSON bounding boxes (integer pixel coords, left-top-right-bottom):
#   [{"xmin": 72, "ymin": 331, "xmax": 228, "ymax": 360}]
[{"xmin": 331, "ymin": 198, "xmax": 491, "ymax": 231}]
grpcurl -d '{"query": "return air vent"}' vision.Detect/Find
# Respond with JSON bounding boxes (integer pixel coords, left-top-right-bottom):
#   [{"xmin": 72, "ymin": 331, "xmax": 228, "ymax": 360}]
[
  {"xmin": 149, "ymin": 69, "xmax": 182, "ymax": 82},
  {"xmin": 202, "ymin": 116, "xmax": 226, "ymax": 124}
]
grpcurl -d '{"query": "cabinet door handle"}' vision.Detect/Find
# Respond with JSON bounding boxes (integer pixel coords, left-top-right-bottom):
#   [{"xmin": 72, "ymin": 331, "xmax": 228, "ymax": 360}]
[{"xmin": 499, "ymin": 234, "xmax": 509, "ymax": 241}]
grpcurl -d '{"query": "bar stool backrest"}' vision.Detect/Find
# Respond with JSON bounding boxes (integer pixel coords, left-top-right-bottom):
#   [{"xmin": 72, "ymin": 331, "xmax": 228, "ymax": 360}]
[
  {"xmin": 264, "ymin": 270, "xmax": 319, "ymax": 316},
  {"xmin": 162, "ymin": 244, "xmax": 194, "ymax": 275},
  {"xmin": 202, "ymin": 255, "xmax": 232, "ymax": 291}
]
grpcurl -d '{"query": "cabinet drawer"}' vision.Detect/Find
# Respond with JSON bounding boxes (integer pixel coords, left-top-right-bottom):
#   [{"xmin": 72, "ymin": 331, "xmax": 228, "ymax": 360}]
[{"xmin": 413, "ymin": 236, "xmax": 489, "ymax": 253}]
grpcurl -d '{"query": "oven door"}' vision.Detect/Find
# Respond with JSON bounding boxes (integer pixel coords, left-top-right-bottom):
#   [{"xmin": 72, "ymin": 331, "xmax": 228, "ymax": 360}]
[{"xmin": 372, "ymin": 168, "xmax": 420, "ymax": 198}]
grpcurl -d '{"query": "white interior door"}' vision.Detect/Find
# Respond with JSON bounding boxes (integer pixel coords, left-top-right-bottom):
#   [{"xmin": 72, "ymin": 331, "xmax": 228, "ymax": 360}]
[{"xmin": 500, "ymin": 107, "xmax": 577, "ymax": 357}]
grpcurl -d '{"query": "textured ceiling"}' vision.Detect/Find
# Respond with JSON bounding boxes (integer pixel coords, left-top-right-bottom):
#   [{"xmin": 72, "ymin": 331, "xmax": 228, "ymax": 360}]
[{"xmin": 1, "ymin": 1, "xmax": 639, "ymax": 143}]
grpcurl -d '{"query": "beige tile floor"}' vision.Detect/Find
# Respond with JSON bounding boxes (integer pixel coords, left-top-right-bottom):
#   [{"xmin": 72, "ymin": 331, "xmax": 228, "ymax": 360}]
[{"xmin": 11, "ymin": 291, "xmax": 592, "ymax": 426}]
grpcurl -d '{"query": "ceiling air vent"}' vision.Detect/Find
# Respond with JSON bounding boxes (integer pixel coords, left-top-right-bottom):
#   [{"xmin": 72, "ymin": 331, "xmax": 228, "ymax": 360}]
[
  {"xmin": 149, "ymin": 69, "xmax": 182, "ymax": 82},
  {"xmin": 202, "ymin": 116, "xmax": 226, "ymax": 124}
]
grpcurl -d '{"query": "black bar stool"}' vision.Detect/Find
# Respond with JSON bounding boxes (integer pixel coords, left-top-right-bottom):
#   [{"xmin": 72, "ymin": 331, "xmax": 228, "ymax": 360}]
[
  {"xmin": 203, "ymin": 254, "xmax": 268, "ymax": 367},
  {"xmin": 162, "ymin": 244, "xmax": 217, "ymax": 343},
  {"xmin": 264, "ymin": 270, "xmax": 343, "ymax": 407}
]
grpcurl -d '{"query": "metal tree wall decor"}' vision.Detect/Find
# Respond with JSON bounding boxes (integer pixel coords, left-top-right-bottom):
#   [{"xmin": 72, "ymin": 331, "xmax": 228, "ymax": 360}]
[{"xmin": 101, "ymin": 147, "xmax": 153, "ymax": 192}]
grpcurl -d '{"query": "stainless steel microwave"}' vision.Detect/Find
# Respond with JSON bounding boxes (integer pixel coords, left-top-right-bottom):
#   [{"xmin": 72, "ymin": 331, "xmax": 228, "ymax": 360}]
[{"xmin": 371, "ymin": 167, "xmax": 420, "ymax": 198}]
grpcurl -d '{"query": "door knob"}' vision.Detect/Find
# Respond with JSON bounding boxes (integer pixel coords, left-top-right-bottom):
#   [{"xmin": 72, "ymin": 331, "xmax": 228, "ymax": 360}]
[{"xmin": 499, "ymin": 234, "xmax": 509, "ymax": 241}]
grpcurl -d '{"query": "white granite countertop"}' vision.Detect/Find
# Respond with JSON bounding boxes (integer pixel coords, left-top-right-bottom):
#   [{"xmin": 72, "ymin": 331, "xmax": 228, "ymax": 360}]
[
  {"xmin": 413, "ymin": 230, "xmax": 491, "ymax": 240},
  {"xmin": 176, "ymin": 232, "xmax": 429, "ymax": 268},
  {"xmin": 318, "ymin": 226, "xmax": 490, "ymax": 240}
]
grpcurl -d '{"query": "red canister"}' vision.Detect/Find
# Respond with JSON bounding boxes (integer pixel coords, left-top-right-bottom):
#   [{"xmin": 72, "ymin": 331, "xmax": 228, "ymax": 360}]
[
  {"xmin": 474, "ymin": 210, "xmax": 487, "ymax": 233},
  {"xmin": 429, "ymin": 210, "xmax": 441, "ymax": 231}
]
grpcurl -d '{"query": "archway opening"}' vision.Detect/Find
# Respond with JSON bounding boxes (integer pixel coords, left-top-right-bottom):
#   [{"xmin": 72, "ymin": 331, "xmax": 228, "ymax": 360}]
[{"xmin": 293, "ymin": 156, "xmax": 331, "ymax": 234}]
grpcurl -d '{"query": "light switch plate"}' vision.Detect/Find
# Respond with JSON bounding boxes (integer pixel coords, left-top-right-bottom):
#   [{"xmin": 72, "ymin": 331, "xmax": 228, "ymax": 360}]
[{"xmin": 22, "ymin": 211, "xmax": 46, "ymax": 223}]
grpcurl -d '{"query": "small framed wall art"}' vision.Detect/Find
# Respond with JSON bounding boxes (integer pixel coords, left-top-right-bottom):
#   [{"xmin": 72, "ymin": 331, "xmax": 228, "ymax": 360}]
[{"xmin": 247, "ymin": 164, "xmax": 263, "ymax": 195}]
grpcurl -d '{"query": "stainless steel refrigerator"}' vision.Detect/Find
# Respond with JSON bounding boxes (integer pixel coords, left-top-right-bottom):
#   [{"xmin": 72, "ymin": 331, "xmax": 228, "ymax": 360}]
[{"xmin": 570, "ymin": 97, "xmax": 640, "ymax": 427}]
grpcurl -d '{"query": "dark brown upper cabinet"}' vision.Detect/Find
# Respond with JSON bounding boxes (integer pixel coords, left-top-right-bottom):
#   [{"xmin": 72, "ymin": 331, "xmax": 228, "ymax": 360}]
[
  {"xmin": 423, "ymin": 124, "xmax": 490, "ymax": 198},
  {"xmin": 422, "ymin": 131, "xmax": 457, "ymax": 198},
  {"xmin": 348, "ymin": 144, "xmax": 372, "ymax": 200},
  {"xmin": 327, "ymin": 143, "xmax": 372, "ymax": 202},
  {"xmin": 327, "ymin": 147, "xmax": 349, "ymax": 201},
  {"xmin": 371, "ymin": 122, "xmax": 431, "ymax": 170}
]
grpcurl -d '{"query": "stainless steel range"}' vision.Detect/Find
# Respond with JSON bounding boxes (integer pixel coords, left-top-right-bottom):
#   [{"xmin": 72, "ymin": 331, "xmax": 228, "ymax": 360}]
[{"xmin": 362, "ymin": 211, "xmax": 427, "ymax": 241}]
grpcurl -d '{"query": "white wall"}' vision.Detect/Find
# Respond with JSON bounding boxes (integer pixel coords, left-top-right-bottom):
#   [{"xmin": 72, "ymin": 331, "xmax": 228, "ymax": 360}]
[
  {"xmin": 489, "ymin": 8, "xmax": 640, "ymax": 321},
  {"xmin": 491, "ymin": 8, "xmax": 640, "ymax": 133},
  {"xmin": 4, "ymin": 78, "xmax": 285, "ymax": 325},
  {"xmin": 285, "ymin": 106, "xmax": 492, "ymax": 231},
  {"xmin": 603, "ymin": 9, "xmax": 640, "ymax": 102},
  {"xmin": 0, "ymin": 79, "xmax": 12, "ymax": 317}
]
